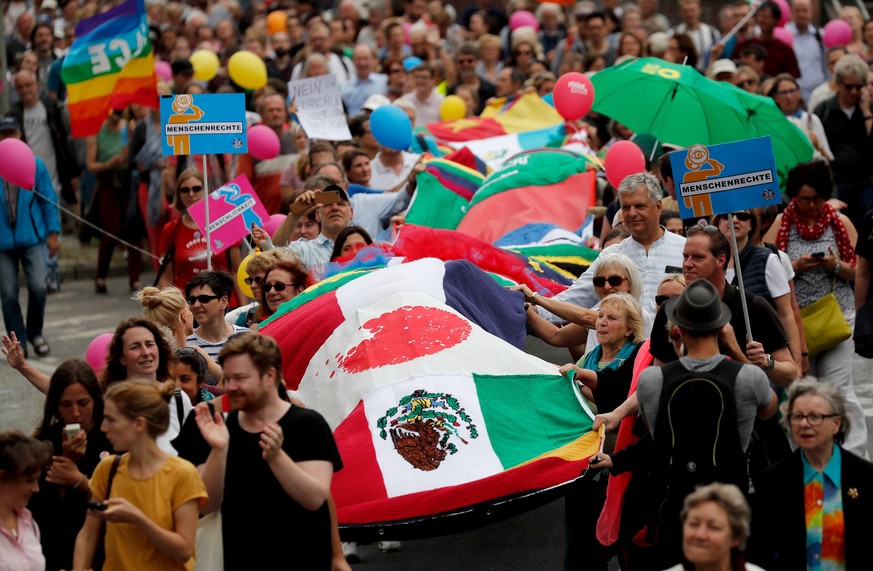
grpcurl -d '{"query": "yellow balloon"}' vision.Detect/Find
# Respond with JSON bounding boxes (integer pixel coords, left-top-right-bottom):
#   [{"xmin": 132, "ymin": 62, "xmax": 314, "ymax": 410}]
[
  {"xmin": 237, "ymin": 253, "xmax": 256, "ymax": 299},
  {"xmin": 228, "ymin": 50, "xmax": 268, "ymax": 90},
  {"xmin": 440, "ymin": 95, "xmax": 467, "ymax": 121},
  {"xmin": 190, "ymin": 49, "xmax": 220, "ymax": 82}
]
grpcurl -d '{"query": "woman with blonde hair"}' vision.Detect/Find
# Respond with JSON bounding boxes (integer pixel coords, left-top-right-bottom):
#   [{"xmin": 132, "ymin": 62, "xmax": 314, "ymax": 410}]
[
  {"xmin": 476, "ymin": 34, "xmax": 504, "ymax": 84},
  {"xmin": 72, "ymin": 380, "xmax": 207, "ymax": 570}
]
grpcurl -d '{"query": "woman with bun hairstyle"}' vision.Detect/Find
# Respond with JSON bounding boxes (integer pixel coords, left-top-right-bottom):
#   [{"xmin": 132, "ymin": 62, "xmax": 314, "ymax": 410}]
[{"xmin": 72, "ymin": 380, "xmax": 207, "ymax": 570}]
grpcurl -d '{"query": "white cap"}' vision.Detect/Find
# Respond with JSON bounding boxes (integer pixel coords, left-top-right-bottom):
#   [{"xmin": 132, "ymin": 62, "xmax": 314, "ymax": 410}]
[
  {"xmin": 362, "ymin": 93, "xmax": 390, "ymax": 112},
  {"xmin": 708, "ymin": 59, "xmax": 738, "ymax": 79},
  {"xmin": 41, "ymin": 0, "xmax": 58, "ymax": 10}
]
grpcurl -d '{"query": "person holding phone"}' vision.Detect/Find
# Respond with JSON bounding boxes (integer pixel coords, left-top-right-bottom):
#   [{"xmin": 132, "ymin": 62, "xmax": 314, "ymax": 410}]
[
  {"xmin": 72, "ymin": 380, "xmax": 206, "ymax": 571},
  {"xmin": 26, "ymin": 359, "xmax": 113, "ymax": 571}
]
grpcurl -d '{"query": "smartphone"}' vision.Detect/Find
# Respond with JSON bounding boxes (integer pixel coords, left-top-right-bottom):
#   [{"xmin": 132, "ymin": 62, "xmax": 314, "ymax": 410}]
[
  {"xmin": 811, "ymin": 252, "xmax": 825, "ymax": 258},
  {"xmin": 64, "ymin": 423, "xmax": 81, "ymax": 439},
  {"xmin": 86, "ymin": 501, "xmax": 107, "ymax": 511},
  {"xmin": 290, "ymin": 190, "xmax": 341, "ymax": 215}
]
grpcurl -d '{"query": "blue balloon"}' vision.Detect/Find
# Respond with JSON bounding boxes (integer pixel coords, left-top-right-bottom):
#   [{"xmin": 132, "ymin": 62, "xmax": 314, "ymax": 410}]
[
  {"xmin": 370, "ymin": 105, "xmax": 412, "ymax": 151},
  {"xmin": 403, "ymin": 56, "xmax": 423, "ymax": 71}
]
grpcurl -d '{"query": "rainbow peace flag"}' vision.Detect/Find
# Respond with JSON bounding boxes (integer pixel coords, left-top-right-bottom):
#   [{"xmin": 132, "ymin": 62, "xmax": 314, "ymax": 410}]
[{"xmin": 61, "ymin": 0, "xmax": 158, "ymax": 137}]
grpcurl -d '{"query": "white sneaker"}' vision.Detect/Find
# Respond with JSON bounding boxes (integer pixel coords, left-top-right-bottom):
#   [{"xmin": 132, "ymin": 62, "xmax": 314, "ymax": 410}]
[
  {"xmin": 378, "ymin": 540, "xmax": 402, "ymax": 552},
  {"xmin": 342, "ymin": 542, "xmax": 360, "ymax": 562}
]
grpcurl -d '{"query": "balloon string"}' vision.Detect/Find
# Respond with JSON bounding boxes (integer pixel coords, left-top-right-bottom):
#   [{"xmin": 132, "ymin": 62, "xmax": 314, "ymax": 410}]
[{"xmin": 31, "ymin": 187, "xmax": 163, "ymax": 262}]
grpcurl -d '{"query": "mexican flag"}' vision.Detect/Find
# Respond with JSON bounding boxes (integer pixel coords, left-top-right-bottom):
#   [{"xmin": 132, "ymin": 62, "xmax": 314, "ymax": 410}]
[{"xmin": 259, "ymin": 259, "xmax": 599, "ymax": 538}]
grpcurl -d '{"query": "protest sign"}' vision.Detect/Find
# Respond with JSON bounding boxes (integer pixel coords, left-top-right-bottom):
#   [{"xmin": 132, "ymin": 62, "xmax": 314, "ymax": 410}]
[
  {"xmin": 160, "ymin": 93, "xmax": 247, "ymax": 156},
  {"xmin": 669, "ymin": 137, "xmax": 781, "ymax": 220},
  {"xmin": 187, "ymin": 175, "xmax": 269, "ymax": 254},
  {"xmin": 287, "ymin": 75, "xmax": 353, "ymax": 141}
]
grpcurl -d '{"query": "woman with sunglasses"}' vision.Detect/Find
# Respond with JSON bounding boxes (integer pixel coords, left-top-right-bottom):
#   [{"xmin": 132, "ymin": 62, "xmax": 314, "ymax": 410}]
[
  {"xmin": 517, "ymin": 253, "xmax": 651, "ymax": 361},
  {"xmin": 733, "ymin": 65, "xmax": 760, "ymax": 94},
  {"xmin": 712, "ymin": 209, "xmax": 804, "ymax": 376},
  {"xmin": 251, "ymin": 260, "xmax": 308, "ymax": 330},
  {"xmin": 226, "ymin": 250, "xmax": 293, "ymax": 329},
  {"xmin": 156, "ymin": 168, "xmax": 243, "ymax": 304},
  {"xmin": 748, "ymin": 378, "xmax": 873, "ymax": 569},
  {"xmin": 768, "ymin": 73, "xmax": 833, "ymax": 161}
]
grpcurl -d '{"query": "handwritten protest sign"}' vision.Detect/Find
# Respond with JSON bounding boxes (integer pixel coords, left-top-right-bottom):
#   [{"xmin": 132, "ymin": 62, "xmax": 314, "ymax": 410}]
[
  {"xmin": 287, "ymin": 75, "xmax": 353, "ymax": 141},
  {"xmin": 187, "ymin": 175, "xmax": 269, "ymax": 254},
  {"xmin": 669, "ymin": 137, "xmax": 781, "ymax": 220},
  {"xmin": 160, "ymin": 93, "xmax": 247, "ymax": 156}
]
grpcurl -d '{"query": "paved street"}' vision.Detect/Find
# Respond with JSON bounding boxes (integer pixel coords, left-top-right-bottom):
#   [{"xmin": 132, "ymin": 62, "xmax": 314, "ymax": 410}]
[{"xmin": 1, "ymin": 273, "xmax": 872, "ymax": 569}]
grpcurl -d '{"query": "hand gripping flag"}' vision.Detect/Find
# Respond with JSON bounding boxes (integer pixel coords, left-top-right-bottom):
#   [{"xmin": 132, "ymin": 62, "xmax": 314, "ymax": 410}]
[
  {"xmin": 259, "ymin": 259, "xmax": 601, "ymax": 539},
  {"xmin": 61, "ymin": 0, "xmax": 158, "ymax": 137}
]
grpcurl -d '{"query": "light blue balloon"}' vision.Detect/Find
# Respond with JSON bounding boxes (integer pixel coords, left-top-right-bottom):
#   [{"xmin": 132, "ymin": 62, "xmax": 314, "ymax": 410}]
[{"xmin": 370, "ymin": 105, "xmax": 412, "ymax": 150}]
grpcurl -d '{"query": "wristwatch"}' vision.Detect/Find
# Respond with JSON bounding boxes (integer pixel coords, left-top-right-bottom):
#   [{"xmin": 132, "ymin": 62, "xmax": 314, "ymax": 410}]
[{"xmin": 765, "ymin": 353, "xmax": 775, "ymax": 371}]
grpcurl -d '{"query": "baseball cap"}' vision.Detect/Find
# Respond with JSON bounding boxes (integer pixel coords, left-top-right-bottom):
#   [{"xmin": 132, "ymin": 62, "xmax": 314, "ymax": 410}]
[
  {"xmin": 0, "ymin": 117, "xmax": 22, "ymax": 132},
  {"xmin": 361, "ymin": 94, "xmax": 390, "ymax": 112},
  {"xmin": 323, "ymin": 184, "xmax": 350, "ymax": 202},
  {"xmin": 708, "ymin": 59, "xmax": 738, "ymax": 79}
]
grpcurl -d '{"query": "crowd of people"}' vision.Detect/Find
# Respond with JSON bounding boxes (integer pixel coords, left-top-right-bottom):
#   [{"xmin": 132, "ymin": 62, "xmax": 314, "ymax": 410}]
[{"xmin": 2, "ymin": 0, "xmax": 873, "ymax": 569}]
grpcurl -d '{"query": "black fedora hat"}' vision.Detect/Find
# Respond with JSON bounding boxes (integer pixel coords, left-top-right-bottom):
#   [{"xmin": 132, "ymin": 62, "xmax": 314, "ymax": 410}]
[{"xmin": 664, "ymin": 279, "xmax": 731, "ymax": 332}]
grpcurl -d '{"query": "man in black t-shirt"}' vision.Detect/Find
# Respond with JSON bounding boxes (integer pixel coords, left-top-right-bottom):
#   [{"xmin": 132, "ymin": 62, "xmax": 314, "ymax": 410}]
[
  {"xmin": 194, "ymin": 332, "xmax": 343, "ymax": 570},
  {"xmin": 649, "ymin": 225, "xmax": 796, "ymax": 387}
]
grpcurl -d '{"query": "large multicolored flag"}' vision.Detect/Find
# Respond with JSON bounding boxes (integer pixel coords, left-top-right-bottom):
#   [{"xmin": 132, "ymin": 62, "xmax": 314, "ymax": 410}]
[
  {"xmin": 61, "ymin": 0, "xmax": 158, "ymax": 137},
  {"xmin": 416, "ymin": 92, "xmax": 564, "ymax": 144},
  {"xmin": 259, "ymin": 259, "xmax": 601, "ymax": 539},
  {"xmin": 455, "ymin": 149, "xmax": 598, "ymax": 244}
]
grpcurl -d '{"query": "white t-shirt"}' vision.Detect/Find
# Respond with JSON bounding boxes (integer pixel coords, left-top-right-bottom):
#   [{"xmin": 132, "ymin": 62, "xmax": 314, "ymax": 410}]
[
  {"xmin": 157, "ymin": 390, "xmax": 193, "ymax": 455},
  {"xmin": 726, "ymin": 254, "xmax": 791, "ymax": 300},
  {"xmin": 23, "ymin": 101, "xmax": 60, "ymax": 192}
]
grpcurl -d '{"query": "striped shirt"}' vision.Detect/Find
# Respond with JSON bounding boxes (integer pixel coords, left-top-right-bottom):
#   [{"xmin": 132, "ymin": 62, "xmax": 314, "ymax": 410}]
[
  {"xmin": 539, "ymin": 228, "xmax": 686, "ymax": 332},
  {"xmin": 186, "ymin": 324, "xmax": 251, "ymax": 362}
]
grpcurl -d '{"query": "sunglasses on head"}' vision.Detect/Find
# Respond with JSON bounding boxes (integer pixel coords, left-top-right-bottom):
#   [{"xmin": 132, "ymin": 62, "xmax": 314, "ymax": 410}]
[
  {"xmin": 244, "ymin": 276, "xmax": 263, "ymax": 286},
  {"xmin": 187, "ymin": 294, "xmax": 219, "ymax": 305},
  {"xmin": 262, "ymin": 281, "xmax": 296, "ymax": 293},
  {"xmin": 592, "ymin": 275, "xmax": 627, "ymax": 287},
  {"xmin": 179, "ymin": 185, "xmax": 203, "ymax": 195}
]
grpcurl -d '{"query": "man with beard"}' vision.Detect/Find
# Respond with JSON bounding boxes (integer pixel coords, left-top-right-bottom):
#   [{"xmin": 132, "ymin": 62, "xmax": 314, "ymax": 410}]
[
  {"xmin": 266, "ymin": 31, "xmax": 295, "ymax": 82},
  {"xmin": 194, "ymin": 332, "xmax": 343, "ymax": 569}
]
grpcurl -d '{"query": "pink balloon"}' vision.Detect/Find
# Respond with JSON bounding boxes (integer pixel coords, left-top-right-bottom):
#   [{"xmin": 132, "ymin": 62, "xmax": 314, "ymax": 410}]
[
  {"xmin": 509, "ymin": 10, "xmax": 539, "ymax": 31},
  {"xmin": 248, "ymin": 124, "xmax": 281, "ymax": 160},
  {"xmin": 85, "ymin": 333, "xmax": 113, "ymax": 375},
  {"xmin": 262, "ymin": 213, "xmax": 287, "ymax": 237},
  {"xmin": 772, "ymin": 0, "xmax": 790, "ymax": 27},
  {"xmin": 155, "ymin": 60, "xmax": 172, "ymax": 82},
  {"xmin": 552, "ymin": 72, "xmax": 595, "ymax": 121},
  {"xmin": 0, "ymin": 139, "xmax": 36, "ymax": 190},
  {"xmin": 823, "ymin": 19, "xmax": 853, "ymax": 48},
  {"xmin": 604, "ymin": 140, "xmax": 646, "ymax": 189},
  {"xmin": 773, "ymin": 26, "xmax": 794, "ymax": 47}
]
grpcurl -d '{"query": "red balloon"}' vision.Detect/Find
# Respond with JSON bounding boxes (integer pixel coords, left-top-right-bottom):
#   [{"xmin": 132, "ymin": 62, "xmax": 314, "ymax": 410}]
[
  {"xmin": 552, "ymin": 72, "xmax": 595, "ymax": 121},
  {"xmin": 604, "ymin": 140, "xmax": 646, "ymax": 189}
]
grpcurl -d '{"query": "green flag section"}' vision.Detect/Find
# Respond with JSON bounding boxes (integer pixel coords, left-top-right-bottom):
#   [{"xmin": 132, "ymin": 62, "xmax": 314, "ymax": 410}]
[
  {"xmin": 505, "ymin": 242, "xmax": 600, "ymax": 280},
  {"xmin": 405, "ymin": 172, "xmax": 470, "ymax": 230},
  {"xmin": 455, "ymin": 149, "xmax": 598, "ymax": 244}
]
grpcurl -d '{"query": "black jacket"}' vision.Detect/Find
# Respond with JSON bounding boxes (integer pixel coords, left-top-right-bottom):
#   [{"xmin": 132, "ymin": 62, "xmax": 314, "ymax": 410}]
[
  {"xmin": 748, "ymin": 446, "xmax": 873, "ymax": 570},
  {"xmin": 9, "ymin": 96, "xmax": 82, "ymax": 204}
]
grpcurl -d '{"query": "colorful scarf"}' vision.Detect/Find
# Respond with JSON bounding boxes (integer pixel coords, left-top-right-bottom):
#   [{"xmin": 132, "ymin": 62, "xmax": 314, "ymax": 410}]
[
  {"xmin": 581, "ymin": 340, "xmax": 639, "ymax": 372},
  {"xmin": 775, "ymin": 200, "xmax": 855, "ymax": 266}
]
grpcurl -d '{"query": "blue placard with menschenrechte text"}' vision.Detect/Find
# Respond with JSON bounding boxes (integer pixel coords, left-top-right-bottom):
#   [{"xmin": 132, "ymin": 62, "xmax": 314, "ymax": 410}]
[
  {"xmin": 160, "ymin": 93, "xmax": 247, "ymax": 156},
  {"xmin": 669, "ymin": 137, "xmax": 781, "ymax": 220}
]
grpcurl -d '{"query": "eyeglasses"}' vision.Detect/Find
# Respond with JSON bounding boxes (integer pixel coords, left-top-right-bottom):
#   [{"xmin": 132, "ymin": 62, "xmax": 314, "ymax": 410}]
[
  {"xmin": 187, "ymin": 294, "xmax": 219, "ymax": 305},
  {"xmin": 841, "ymin": 83, "xmax": 864, "ymax": 91},
  {"xmin": 655, "ymin": 294, "xmax": 673, "ymax": 307},
  {"xmin": 788, "ymin": 413, "xmax": 839, "ymax": 425},
  {"xmin": 592, "ymin": 275, "xmax": 627, "ymax": 287},
  {"xmin": 775, "ymin": 88, "xmax": 799, "ymax": 97},
  {"xmin": 179, "ymin": 185, "xmax": 203, "ymax": 194},
  {"xmin": 262, "ymin": 281, "xmax": 296, "ymax": 292},
  {"xmin": 715, "ymin": 212, "xmax": 753, "ymax": 223},
  {"xmin": 243, "ymin": 276, "xmax": 263, "ymax": 286}
]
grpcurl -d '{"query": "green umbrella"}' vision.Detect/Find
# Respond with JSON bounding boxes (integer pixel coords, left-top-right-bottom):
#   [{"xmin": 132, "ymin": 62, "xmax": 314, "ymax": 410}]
[{"xmin": 590, "ymin": 57, "xmax": 813, "ymax": 182}]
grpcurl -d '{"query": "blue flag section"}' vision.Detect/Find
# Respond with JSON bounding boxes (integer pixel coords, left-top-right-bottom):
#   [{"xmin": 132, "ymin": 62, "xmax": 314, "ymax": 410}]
[
  {"xmin": 160, "ymin": 93, "xmax": 247, "ymax": 156},
  {"xmin": 669, "ymin": 137, "xmax": 781, "ymax": 220}
]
